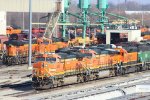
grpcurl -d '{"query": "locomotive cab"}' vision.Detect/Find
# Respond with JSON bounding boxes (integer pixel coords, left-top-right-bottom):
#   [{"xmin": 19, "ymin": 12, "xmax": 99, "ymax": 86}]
[
  {"xmin": 32, "ymin": 54, "xmax": 62, "ymax": 89},
  {"xmin": 33, "ymin": 54, "xmax": 60, "ymax": 77}
]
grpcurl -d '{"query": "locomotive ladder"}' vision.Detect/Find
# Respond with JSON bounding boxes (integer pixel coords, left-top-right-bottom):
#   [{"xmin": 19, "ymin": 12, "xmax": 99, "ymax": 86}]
[{"xmin": 44, "ymin": 11, "xmax": 61, "ymax": 39}]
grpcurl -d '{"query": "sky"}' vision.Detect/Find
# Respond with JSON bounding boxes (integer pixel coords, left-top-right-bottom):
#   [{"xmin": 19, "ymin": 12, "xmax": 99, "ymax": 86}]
[
  {"xmin": 109, "ymin": 0, "xmax": 150, "ymax": 4},
  {"xmin": 72, "ymin": 0, "xmax": 150, "ymax": 5}
]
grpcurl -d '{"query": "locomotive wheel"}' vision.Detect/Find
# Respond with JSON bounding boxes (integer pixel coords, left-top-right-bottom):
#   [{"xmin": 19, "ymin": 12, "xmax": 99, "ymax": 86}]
[
  {"xmin": 121, "ymin": 68, "xmax": 126, "ymax": 75},
  {"xmin": 22, "ymin": 57, "xmax": 26, "ymax": 64},
  {"xmin": 147, "ymin": 63, "xmax": 150, "ymax": 70},
  {"xmin": 145, "ymin": 65, "xmax": 149, "ymax": 70},
  {"xmin": 77, "ymin": 74, "xmax": 84, "ymax": 83},
  {"xmin": 7, "ymin": 57, "xmax": 12, "ymax": 66},
  {"xmin": 20, "ymin": 57, "xmax": 24, "ymax": 64},
  {"xmin": 116, "ymin": 67, "xmax": 123, "ymax": 75},
  {"xmin": 2, "ymin": 55, "xmax": 7, "ymax": 64},
  {"xmin": 115, "ymin": 63, "xmax": 123, "ymax": 76},
  {"xmin": 84, "ymin": 75, "xmax": 90, "ymax": 82},
  {"xmin": 136, "ymin": 66, "xmax": 142, "ymax": 72},
  {"xmin": 115, "ymin": 67, "xmax": 119, "ymax": 76},
  {"xmin": 89, "ymin": 73, "xmax": 97, "ymax": 81},
  {"xmin": 145, "ymin": 63, "xmax": 150, "ymax": 70},
  {"xmin": 25, "ymin": 57, "xmax": 28, "ymax": 64},
  {"xmin": 39, "ymin": 84, "xmax": 53, "ymax": 90},
  {"xmin": 57, "ymin": 79, "xmax": 63, "ymax": 87},
  {"xmin": 142, "ymin": 63, "xmax": 147, "ymax": 71},
  {"xmin": 18, "ymin": 56, "xmax": 22, "ymax": 64},
  {"xmin": 96, "ymin": 74, "xmax": 99, "ymax": 79},
  {"xmin": 15, "ymin": 56, "xmax": 20, "ymax": 65},
  {"xmin": 109, "ymin": 69, "xmax": 115, "ymax": 77},
  {"xmin": 92, "ymin": 73, "xmax": 97, "ymax": 80}
]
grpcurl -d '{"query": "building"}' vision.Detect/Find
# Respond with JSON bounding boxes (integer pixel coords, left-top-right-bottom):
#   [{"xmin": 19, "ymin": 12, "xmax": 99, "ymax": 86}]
[
  {"xmin": 0, "ymin": 0, "xmax": 63, "ymax": 29},
  {"xmin": 0, "ymin": 0, "xmax": 58, "ymax": 13}
]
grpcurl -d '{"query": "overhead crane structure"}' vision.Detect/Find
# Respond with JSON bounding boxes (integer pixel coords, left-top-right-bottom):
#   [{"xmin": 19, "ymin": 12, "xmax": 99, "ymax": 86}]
[{"xmin": 41, "ymin": 0, "xmax": 129, "ymax": 46}]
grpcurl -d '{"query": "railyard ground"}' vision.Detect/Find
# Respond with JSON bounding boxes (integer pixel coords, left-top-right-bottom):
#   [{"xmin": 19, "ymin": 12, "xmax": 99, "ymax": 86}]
[{"xmin": 0, "ymin": 64, "xmax": 149, "ymax": 100}]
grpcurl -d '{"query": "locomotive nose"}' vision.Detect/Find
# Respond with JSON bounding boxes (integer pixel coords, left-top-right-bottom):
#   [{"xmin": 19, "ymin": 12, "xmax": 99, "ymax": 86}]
[
  {"xmin": 41, "ymin": 62, "xmax": 48, "ymax": 68},
  {"xmin": 32, "ymin": 62, "xmax": 46, "ymax": 77}
]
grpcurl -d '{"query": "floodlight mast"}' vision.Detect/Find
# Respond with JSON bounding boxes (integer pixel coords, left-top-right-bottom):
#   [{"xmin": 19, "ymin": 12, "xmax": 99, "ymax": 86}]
[{"xmin": 28, "ymin": 0, "xmax": 32, "ymax": 69}]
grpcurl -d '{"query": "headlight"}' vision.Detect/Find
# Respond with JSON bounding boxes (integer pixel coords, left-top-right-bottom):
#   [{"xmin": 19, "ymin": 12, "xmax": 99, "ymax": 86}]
[
  {"xmin": 45, "ymin": 64, "xmax": 48, "ymax": 67},
  {"xmin": 42, "ymin": 63, "xmax": 48, "ymax": 67}
]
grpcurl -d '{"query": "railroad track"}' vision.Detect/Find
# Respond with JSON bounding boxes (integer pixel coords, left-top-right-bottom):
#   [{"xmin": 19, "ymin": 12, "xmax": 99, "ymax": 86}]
[
  {"xmin": 35, "ymin": 75, "xmax": 150, "ymax": 100},
  {"xmin": 110, "ymin": 93, "xmax": 150, "ymax": 100},
  {"xmin": 0, "ymin": 71, "xmax": 149, "ymax": 100},
  {"xmin": 0, "ymin": 76, "xmax": 121, "ymax": 97},
  {"xmin": 5, "ymin": 71, "xmax": 149, "ymax": 99}
]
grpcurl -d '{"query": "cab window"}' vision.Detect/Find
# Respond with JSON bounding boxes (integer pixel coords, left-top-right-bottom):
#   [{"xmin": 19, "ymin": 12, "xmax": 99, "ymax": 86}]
[
  {"xmin": 36, "ymin": 57, "xmax": 45, "ymax": 62},
  {"xmin": 46, "ymin": 57, "xmax": 56, "ymax": 63}
]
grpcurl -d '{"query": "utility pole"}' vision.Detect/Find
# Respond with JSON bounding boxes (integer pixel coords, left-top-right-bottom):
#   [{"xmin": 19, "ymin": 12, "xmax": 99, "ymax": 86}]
[
  {"xmin": 142, "ymin": 11, "xmax": 144, "ymax": 26},
  {"xmin": 140, "ymin": 0, "xmax": 144, "ymax": 26},
  {"xmin": 28, "ymin": 0, "xmax": 32, "ymax": 69},
  {"xmin": 22, "ymin": 1, "xmax": 25, "ymax": 30},
  {"xmin": 22, "ymin": 12, "xmax": 25, "ymax": 30},
  {"xmin": 125, "ymin": 0, "xmax": 127, "ymax": 11}
]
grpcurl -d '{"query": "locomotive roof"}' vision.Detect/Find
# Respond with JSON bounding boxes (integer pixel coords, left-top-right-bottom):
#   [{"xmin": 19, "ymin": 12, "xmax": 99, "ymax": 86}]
[
  {"xmin": 4, "ymin": 40, "xmax": 25, "ymax": 46},
  {"xmin": 57, "ymin": 51, "xmax": 93, "ymax": 59},
  {"xmin": 57, "ymin": 53, "xmax": 77, "ymax": 59},
  {"xmin": 56, "ymin": 48, "xmax": 78, "ymax": 53},
  {"xmin": 105, "ymin": 49, "xmax": 120, "ymax": 54}
]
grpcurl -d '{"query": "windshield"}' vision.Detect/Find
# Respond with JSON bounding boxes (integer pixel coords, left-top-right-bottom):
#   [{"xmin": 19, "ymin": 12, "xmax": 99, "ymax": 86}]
[
  {"xmin": 46, "ymin": 58, "xmax": 56, "ymax": 63},
  {"xmin": 36, "ymin": 57, "xmax": 45, "ymax": 62}
]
